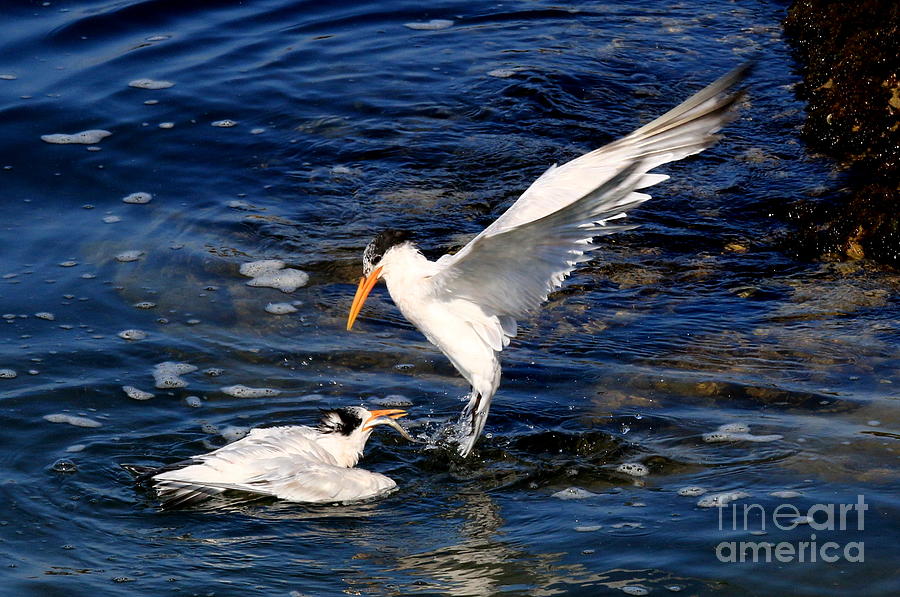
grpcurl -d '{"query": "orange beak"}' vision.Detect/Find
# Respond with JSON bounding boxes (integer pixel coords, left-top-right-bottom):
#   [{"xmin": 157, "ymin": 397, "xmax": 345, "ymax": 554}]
[
  {"xmin": 363, "ymin": 408, "xmax": 416, "ymax": 441},
  {"xmin": 362, "ymin": 408, "xmax": 408, "ymax": 431},
  {"xmin": 346, "ymin": 266, "xmax": 382, "ymax": 331}
]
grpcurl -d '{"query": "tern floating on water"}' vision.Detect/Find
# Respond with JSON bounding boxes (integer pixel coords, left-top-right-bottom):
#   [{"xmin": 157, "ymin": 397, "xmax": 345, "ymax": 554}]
[
  {"xmin": 347, "ymin": 65, "xmax": 749, "ymax": 457},
  {"xmin": 122, "ymin": 407, "xmax": 415, "ymax": 507}
]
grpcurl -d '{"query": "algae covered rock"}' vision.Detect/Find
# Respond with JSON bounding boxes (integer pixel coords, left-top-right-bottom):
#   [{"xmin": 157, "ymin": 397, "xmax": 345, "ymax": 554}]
[{"xmin": 783, "ymin": 0, "xmax": 900, "ymax": 266}]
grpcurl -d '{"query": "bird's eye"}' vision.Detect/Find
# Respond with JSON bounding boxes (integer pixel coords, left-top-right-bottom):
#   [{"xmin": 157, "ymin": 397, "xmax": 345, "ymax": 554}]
[{"xmin": 317, "ymin": 411, "xmax": 345, "ymax": 433}]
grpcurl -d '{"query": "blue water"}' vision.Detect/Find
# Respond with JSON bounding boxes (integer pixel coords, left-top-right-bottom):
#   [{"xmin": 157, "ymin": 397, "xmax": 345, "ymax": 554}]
[{"xmin": 1, "ymin": 1, "xmax": 898, "ymax": 595}]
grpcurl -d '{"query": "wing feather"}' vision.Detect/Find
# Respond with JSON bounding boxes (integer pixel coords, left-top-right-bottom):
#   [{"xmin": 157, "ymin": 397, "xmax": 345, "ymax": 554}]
[
  {"xmin": 149, "ymin": 426, "xmax": 395, "ymax": 506},
  {"xmin": 160, "ymin": 459, "xmax": 396, "ymax": 504},
  {"xmin": 433, "ymin": 163, "xmax": 645, "ymax": 316},
  {"xmin": 431, "ymin": 64, "xmax": 748, "ymax": 319}
]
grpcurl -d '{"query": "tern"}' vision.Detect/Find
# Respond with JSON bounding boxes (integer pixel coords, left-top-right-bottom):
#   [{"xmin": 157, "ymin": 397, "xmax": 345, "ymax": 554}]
[
  {"xmin": 122, "ymin": 407, "xmax": 415, "ymax": 507},
  {"xmin": 347, "ymin": 65, "xmax": 749, "ymax": 457}
]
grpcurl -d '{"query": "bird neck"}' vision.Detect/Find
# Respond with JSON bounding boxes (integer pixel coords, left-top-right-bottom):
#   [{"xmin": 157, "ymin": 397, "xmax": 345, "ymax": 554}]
[
  {"xmin": 316, "ymin": 431, "xmax": 367, "ymax": 468},
  {"xmin": 379, "ymin": 243, "xmax": 437, "ymax": 288}
]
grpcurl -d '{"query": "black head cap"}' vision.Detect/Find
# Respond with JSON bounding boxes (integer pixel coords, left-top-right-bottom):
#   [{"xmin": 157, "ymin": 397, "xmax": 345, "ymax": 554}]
[
  {"xmin": 317, "ymin": 407, "xmax": 364, "ymax": 435},
  {"xmin": 363, "ymin": 229, "xmax": 413, "ymax": 274}
]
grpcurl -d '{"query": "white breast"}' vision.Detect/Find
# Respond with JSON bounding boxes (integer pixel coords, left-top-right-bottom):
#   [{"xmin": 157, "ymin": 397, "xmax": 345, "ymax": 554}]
[{"xmin": 380, "ymin": 244, "xmax": 504, "ymax": 396}]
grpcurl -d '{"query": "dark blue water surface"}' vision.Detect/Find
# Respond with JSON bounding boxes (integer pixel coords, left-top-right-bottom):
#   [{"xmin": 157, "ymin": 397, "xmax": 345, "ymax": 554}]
[{"xmin": 1, "ymin": 1, "xmax": 898, "ymax": 595}]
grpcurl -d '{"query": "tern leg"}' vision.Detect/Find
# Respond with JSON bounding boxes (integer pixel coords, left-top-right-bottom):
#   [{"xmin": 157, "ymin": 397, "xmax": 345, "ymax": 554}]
[{"xmin": 456, "ymin": 390, "xmax": 493, "ymax": 457}]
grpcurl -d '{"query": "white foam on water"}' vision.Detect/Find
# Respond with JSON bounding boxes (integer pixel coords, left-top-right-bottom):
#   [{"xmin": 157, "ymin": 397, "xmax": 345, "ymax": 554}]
[
  {"xmin": 247, "ymin": 269, "xmax": 309, "ymax": 293},
  {"xmin": 133, "ymin": 301, "xmax": 156, "ymax": 309},
  {"xmin": 102, "ymin": 215, "xmax": 121, "ymax": 223},
  {"xmin": 404, "ymin": 19, "xmax": 454, "ymax": 30},
  {"xmin": 35, "ymin": 312, "xmax": 55, "ymax": 320},
  {"xmin": 65, "ymin": 444, "xmax": 86, "ymax": 453},
  {"xmin": 211, "ymin": 119, "xmax": 237, "ymax": 128},
  {"xmin": 487, "ymin": 67, "xmax": 525, "ymax": 78},
  {"xmin": 43, "ymin": 413, "xmax": 101, "ymax": 427},
  {"xmin": 221, "ymin": 384, "xmax": 281, "ymax": 398},
  {"xmin": 158, "ymin": 122, "xmax": 174, "ymax": 129},
  {"xmin": 227, "ymin": 199, "xmax": 255, "ymax": 210},
  {"xmin": 117, "ymin": 329, "xmax": 147, "ymax": 341},
  {"xmin": 128, "ymin": 78, "xmax": 174, "ymax": 89},
  {"xmin": 122, "ymin": 192, "xmax": 152, "ymax": 204},
  {"xmin": 115, "ymin": 250, "xmax": 145, "ymax": 262},
  {"xmin": 697, "ymin": 491, "xmax": 750, "ymax": 508},
  {"xmin": 622, "ymin": 586, "xmax": 649, "ymax": 596},
  {"xmin": 733, "ymin": 432, "xmax": 782, "ymax": 442},
  {"xmin": 703, "ymin": 432, "xmax": 730, "ymax": 442},
  {"xmin": 552, "ymin": 487, "xmax": 599, "ymax": 500},
  {"xmin": 184, "ymin": 395, "xmax": 202, "ymax": 408},
  {"xmin": 770, "ymin": 490, "xmax": 802, "ymax": 498},
  {"xmin": 59, "ymin": 261, "xmax": 77, "ymax": 267},
  {"xmin": 718, "ymin": 422, "xmax": 750, "ymax": 433},
  {"xmin": 371, "ymin": 394, "xmax": 413, "ymax": 407},
  {"xmin": 221, "ymin": 425, "xmax": 249, "ymax": 442},
  {"xmin": 617, "ymin": 462, "xmax": 649, "ymax": 477},
  {"xmin": 123, "ymin": 385, "xmax": 154, "ymax": 400},
  {"xmin": 152, "ymin": 374, "xmax": 185, "ymax": 389},
  {"xmin": 158, "ymin": 362, "xmax": 197, "ymax": 375},
  {"xmin": 0, "ymin": 74, "xmax": 17, "ymax": 80},
  {"xmin": 239, "ymin": 260, "xmax": 285, "ymax": 277},
  {"xmin": 41, "ymin": 130, "xmax": 112, "ymax": 144},
  {"xmin": 0, "ymin": 369, "xmax": 16, "ymax": 379},
  {"xmin": 153, "ymin": 361, "xmax": 198, "ymax": 389},
  {"xmin": 574, "ymin": 525, "xmax": 603, "ymax": 532},
  {"xmin": 677, "ymin": 486, "xmax": 706, "ymax": 497},
  {"xmin": 703, "ymin": 423, "xmax": 782, "ymax": 443},
  {"xmin": 265, "ymin": 302, "xmax": 297, "ymax": 315}
]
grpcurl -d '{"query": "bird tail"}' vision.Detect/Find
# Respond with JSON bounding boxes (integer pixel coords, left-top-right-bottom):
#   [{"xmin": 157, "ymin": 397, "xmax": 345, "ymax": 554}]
[
  {"xmin": 456, "ymin": 390, "xmax": 492, "ymax": 457},
  {"xmin": 121, "ymin": 460, "xmax": 224, "ymax": 508},
  {"xmin": 121, "ymin": 463, "xmax": 157, "ymax": 479},
  {"xmin": 153, "ymin": 480, "xmax": 228, "ymax": 509}
]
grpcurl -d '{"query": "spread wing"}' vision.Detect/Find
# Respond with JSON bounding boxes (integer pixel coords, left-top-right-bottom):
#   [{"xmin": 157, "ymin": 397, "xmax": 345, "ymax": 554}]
[{"xmin": 432, "ymin": 64, "xmax": 748, "ymax": 320}]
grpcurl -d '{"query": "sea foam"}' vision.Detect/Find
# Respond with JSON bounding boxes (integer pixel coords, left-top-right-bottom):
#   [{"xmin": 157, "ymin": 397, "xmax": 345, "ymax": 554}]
[{"xmin": 41, "ymin": 130, "xmax": 112, "ymax": 145}]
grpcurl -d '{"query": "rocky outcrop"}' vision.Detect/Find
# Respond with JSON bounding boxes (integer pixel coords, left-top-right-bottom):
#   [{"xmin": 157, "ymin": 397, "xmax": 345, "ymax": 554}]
[{"xmin": 783, "ymin": 0, "xmax": 899, "ymax": 266}]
